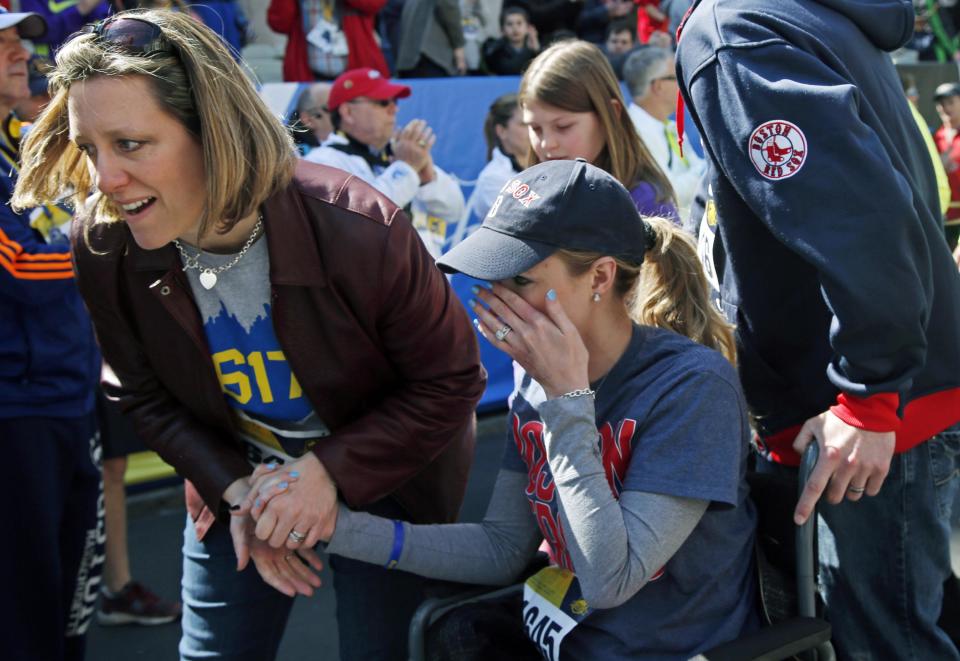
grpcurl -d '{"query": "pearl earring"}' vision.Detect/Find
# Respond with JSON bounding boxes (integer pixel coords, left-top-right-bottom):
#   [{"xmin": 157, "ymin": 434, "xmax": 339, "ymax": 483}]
[{"xmin": 592, "ymin": 292, "xmax": 601, "ymax": 303}]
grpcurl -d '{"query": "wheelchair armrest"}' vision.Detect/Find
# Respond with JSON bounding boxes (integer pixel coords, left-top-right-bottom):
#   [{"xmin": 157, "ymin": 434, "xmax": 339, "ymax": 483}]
[
  {"xmin": 691, "ymin": 616, "xmax": 831, "ymax": 661},
  {"xmin": 408, "ymin": 583, "xmax": 525, "ymax": 661}
]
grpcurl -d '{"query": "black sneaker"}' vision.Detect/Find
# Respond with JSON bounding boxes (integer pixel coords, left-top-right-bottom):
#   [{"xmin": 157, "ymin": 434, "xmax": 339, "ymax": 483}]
[{"xmin": 97, "ymin": 581, "xmax": 182, "ymax": 626}]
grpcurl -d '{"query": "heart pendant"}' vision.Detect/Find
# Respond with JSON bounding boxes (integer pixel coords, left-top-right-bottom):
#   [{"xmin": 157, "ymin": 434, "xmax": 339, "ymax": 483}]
[{"xmin": 199, "ymin": 270, "xmax": 217, "ymax": 290}]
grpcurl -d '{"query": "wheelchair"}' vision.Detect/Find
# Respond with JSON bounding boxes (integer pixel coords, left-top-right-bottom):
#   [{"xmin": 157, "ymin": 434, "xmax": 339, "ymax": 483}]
[{"xmin": 407, "ymin": 444, "xmax": 835, "ymax": 661}]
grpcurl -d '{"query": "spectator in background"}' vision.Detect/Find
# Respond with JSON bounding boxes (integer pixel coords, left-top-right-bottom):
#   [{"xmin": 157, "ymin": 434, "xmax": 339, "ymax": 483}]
[
  {"xmin": 576, "ymin": 0, "xmax": 634, "ymax": 45},
  {"xmin": 482, "ymin": 6, "xmax": 539, "ymax": 75},
  {"xmin": 291, "ymin": 82, "xmax": 333, "ymax": 153},
  {"xmin": 397, "ymin": 0, "xmax": 466, "ymax": 76},
  {"xmin": 97, "ymin": 404, "xmax": 183, "ymax": 627},
  {"xmin": 14, "ymin": 55, "xmax": 51, "ymax": 124},
  {"xmin": 0, "ymin": 9, "xmax": 105, "ymax": 661},
  {"xmin": 898, "ymin": 72, "xmax": 950, "ymax": 223},
  {"xmin": 461, "ymin": 0, "xmax": 503, "ymax": 73},
  {"xmin": 935, "ymin": 81, "xmax": 960, "ymax": 251},
  {"xmin": 462, "ymin": 92, "xmax": 526, "ymax": 228},
  {"xmin": 505, "ymin": 0, "xmax": 582, "ymax": 44},
  {"xmin": 660, "ymin": 0, "xmax": 691, "ymax": 40},
  {"xmin": 602, "ymin": 19, "xmax": 636, "ymax": 78},
  {"xmin": 267, "ymin": 0, "xmax": 388, "ymax": 82},
  {"xmin": 21, "ymin": 0, "xmax": 109, "ymax": 58},
  {"xmin": 624, "ymin": 46, "xmax": 705, "ymax": 219},
  {"xmin": 191, "ymin": 0, "xmax": 251, "ymax": 55},
  {"xmin": 306, "ymin": 68, "xmax": 465, "ymax": 257},
  {"xmin": 521, "ymin": 40, "xmax": 677, "ymax": 220},
  {"xmin": 635, "ymin": 0, "xmax": 669, "ymax": 44},
  {"xmin": 604, "ymin": 19, "xmax": 634, "ymax": 55}
]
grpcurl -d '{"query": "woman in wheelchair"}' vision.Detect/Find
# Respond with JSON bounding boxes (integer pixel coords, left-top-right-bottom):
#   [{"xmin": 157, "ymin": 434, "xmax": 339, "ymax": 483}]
[{"xmin": 254, "ymin": 159, "xmax": 761, "ymax": 659}]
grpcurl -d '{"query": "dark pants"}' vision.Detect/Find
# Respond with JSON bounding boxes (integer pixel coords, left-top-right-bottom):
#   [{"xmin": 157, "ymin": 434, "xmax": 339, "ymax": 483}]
[
  {"xmin": 0, "ymin": 413, "xmax": 104, "ymax": 661},
  {"xmin": 399, "ymin": 56, "xmax": 451, "ymax": 78},
  {"xmin": 757, "ymin": 428, "xmax": 960, "ymax": 660}
]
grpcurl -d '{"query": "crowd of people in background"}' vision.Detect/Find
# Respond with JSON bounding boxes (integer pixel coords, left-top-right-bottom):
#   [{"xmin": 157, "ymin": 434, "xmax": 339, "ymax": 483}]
[{"xmin": 5, "ymin": 0, "xmax": 960, "ymax": 660}]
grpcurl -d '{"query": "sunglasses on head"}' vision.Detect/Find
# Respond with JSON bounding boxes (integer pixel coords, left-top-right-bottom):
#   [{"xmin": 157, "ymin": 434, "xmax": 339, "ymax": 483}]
[{"xmin": 78, "ymin": 16, "xmax": 176, "ymax": 58}]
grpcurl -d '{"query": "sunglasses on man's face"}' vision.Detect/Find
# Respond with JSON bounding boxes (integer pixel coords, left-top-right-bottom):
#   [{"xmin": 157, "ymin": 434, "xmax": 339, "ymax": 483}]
[
  {"xmin": 347, "ymin": 98, "xmax": 396, "ymax": 108},
  {"xmin": 78, "ymin": 16, "xmax": 176, "ymax": 57}
]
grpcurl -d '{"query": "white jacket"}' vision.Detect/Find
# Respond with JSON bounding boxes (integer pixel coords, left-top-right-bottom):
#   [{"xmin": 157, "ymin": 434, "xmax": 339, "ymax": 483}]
[
  {"xmin": 628, "ymin": 103, "xmax": 705, "ymax": 219},
  {"xmin": 306, "ymin": 133, "xmax": 466, "ymax": 258}
]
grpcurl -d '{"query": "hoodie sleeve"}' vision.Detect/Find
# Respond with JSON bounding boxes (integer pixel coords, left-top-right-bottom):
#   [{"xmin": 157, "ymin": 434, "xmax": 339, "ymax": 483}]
[
  {"xmin": 0, "ymin": 203, "xmax": 77, "ymax": 305},
  {"xmin": 687, "ymin": 42, "xmax": 933, "ymax": 430}
]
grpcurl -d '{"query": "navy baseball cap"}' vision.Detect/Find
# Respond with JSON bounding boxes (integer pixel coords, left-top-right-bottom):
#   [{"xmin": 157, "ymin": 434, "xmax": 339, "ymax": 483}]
[
  {"xmin": 0, "ymin": 7, "xmax": 46, "ymax": 40},
  {"xmin": 437, "ymin": 159, "xmax": 651, "ymax": 281}
]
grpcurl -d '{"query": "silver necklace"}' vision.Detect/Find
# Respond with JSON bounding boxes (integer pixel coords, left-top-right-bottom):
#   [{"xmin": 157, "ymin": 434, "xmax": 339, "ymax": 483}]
[{"xmin": 173, "ymin": 215, "xmax": 263, "ymax": 290}]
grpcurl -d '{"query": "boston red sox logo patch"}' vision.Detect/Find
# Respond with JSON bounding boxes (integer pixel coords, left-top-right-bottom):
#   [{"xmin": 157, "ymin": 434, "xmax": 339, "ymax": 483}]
[{"xmin": 748, "ymin": 120, "xmax": 807, "ymax": 180}]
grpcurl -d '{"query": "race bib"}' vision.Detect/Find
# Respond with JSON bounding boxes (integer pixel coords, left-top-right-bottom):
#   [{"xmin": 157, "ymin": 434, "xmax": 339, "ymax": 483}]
[
  {"xmin": 306, "ymin": 17, "xmax": 348, "ymax": 56},
  {"xmin": 233, "ymin": 409, "xmax": 329, "ymax": 468},
  {"xmin": 697, "ymin": 201, "xmax": 719, "ymax": 294},
  {"xmin": 522, "ymin": 566, "xmax": 592, "ymax": 661},
  {"xmin": 411, "ymin": 210, "xmax": 447, "ymax": 259}
]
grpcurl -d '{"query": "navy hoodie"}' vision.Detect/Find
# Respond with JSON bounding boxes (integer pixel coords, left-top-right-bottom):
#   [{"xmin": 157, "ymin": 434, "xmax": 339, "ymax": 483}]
[{"xmin": 677, "ymin": 0, "xmax": 960, "ymax": 464}]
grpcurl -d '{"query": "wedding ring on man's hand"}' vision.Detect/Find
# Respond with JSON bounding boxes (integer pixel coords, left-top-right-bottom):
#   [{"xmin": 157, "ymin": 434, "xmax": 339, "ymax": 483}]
[
  {"xmin": 495, "ymin": 325, "xmax": 512, "ymax": 341},
  {"xmin": 288, "ymin": 529, "xmax": 306, "ymax": 543},
  {"xmin": 847, "ymin": 485, "xmax": 866, "ymax": 494}
]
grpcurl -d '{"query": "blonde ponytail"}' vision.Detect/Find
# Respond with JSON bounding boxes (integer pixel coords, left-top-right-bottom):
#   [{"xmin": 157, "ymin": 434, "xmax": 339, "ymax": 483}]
[{"xmin": 632, "ymin": 217, "xmax": 736, "ymax": 364}]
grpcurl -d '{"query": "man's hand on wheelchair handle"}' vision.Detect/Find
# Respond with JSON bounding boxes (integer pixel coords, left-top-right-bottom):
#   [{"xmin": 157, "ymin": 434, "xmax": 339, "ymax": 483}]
[{"xmin": 792, "ymin": 410, "xmax": 895, "ymax": 525}]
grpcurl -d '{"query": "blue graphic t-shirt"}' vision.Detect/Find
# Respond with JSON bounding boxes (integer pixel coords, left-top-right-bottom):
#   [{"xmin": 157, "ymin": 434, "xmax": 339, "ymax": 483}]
[
  {"xmin": 503, "ymin": 325, "xmax": 758, "ymax": 659},
  {"xmin": 181, "ymin": 231, "xmax": 330, "ymax": 466}
]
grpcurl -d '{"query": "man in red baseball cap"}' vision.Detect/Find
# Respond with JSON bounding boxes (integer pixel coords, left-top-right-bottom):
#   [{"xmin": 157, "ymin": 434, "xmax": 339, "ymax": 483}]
[{"xmin": 306, "ymin": 67, "xmax": 464, "ymax": 258}]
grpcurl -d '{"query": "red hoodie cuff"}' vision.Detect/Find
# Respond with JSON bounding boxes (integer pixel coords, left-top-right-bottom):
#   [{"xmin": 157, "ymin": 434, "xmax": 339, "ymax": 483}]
[{"xmin": 830, "ymin": 392, "xmax": 901, "ymax": 432}]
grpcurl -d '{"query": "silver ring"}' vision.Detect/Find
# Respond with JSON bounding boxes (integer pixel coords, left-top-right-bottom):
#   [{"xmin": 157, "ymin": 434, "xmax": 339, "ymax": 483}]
[
  {"xmin": 494, "ymin": 325, "xmax": 512, "ymax": 341},
  {"xmin": 288, "ymin": 529, "xmax": 306, "ymax": 543},
  {"xmin": 847, "ymin": 485, "xmax": 866, "ymax": 494}
]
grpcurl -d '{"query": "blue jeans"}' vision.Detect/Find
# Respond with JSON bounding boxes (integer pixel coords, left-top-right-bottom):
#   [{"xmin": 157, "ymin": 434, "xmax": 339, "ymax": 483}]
[
  {"xmin": 759, "ymin": 427, "xmax": 960, "ymax": 660},
  {"xmin": 180, "ymin": 501, "xmax": 431, "ymax": 660}
]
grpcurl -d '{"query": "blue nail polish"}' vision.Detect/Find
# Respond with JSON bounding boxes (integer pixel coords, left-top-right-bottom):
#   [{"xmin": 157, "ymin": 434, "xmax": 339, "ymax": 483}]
[
  {"xmin": 472, "ymin": 318, "xmax": 480, "ymax": 329},
  {"xmin": 265, "ymin": 462, "xmax": 277, "ymax": 471},
  {"xmin": 546, "ymin": 289, "xmax": 557, "ymax": 301},
  {"xmin": 470, "ymin": 285, "xmax": 480, "ymax": 295},
  {"xmin": 254, "ymin": 498, "xmax": 262, "ymax": 508},
  {"xmin": 279, "ymin": 481, "xmax": 289, "ymax": 490},
  {"xmin": 289, "ymin": 471, "xmax": 299, "ymax": 479},
  {"xmin": 468, "ymin": 299, "xmax": 477, "ymax": 308}
]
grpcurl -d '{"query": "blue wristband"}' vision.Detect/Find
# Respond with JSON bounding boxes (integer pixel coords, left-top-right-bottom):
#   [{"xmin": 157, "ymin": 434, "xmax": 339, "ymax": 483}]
[{"xmin": 385, "ymin": 519, "xmax": 404, "ymax": 570}]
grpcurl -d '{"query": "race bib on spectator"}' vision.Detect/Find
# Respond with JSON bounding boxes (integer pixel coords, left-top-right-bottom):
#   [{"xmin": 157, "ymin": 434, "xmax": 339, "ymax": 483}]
[
  {"xmin": 522, "ymin": 566, "xmax": 592, "ymax": 661},
  {"xmin": 307, "ymin": 18, "xmax": 348, "ymax": 56}
]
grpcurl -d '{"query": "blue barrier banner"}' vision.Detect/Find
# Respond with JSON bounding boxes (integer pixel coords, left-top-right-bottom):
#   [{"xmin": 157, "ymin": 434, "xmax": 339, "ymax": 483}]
[{"xmin": 449, "ymin": 274, "xmax": 515, "ymax": 412}]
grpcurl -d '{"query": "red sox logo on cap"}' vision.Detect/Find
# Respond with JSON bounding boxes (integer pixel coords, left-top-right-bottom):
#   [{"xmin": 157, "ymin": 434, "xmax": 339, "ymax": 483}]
[
  {"xmin": 488, "ymin": 179, "xmax": 542, "ymax": 217},
  {"xmin": 748, "ymin": 119, "xmax": 807, "ymax": 181}
]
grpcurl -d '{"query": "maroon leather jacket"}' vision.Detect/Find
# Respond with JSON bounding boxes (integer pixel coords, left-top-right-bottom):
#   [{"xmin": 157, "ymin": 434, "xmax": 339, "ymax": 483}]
[{"xmin": 73, "ymin": 161, "xmax": 485, "ymax": 539}]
